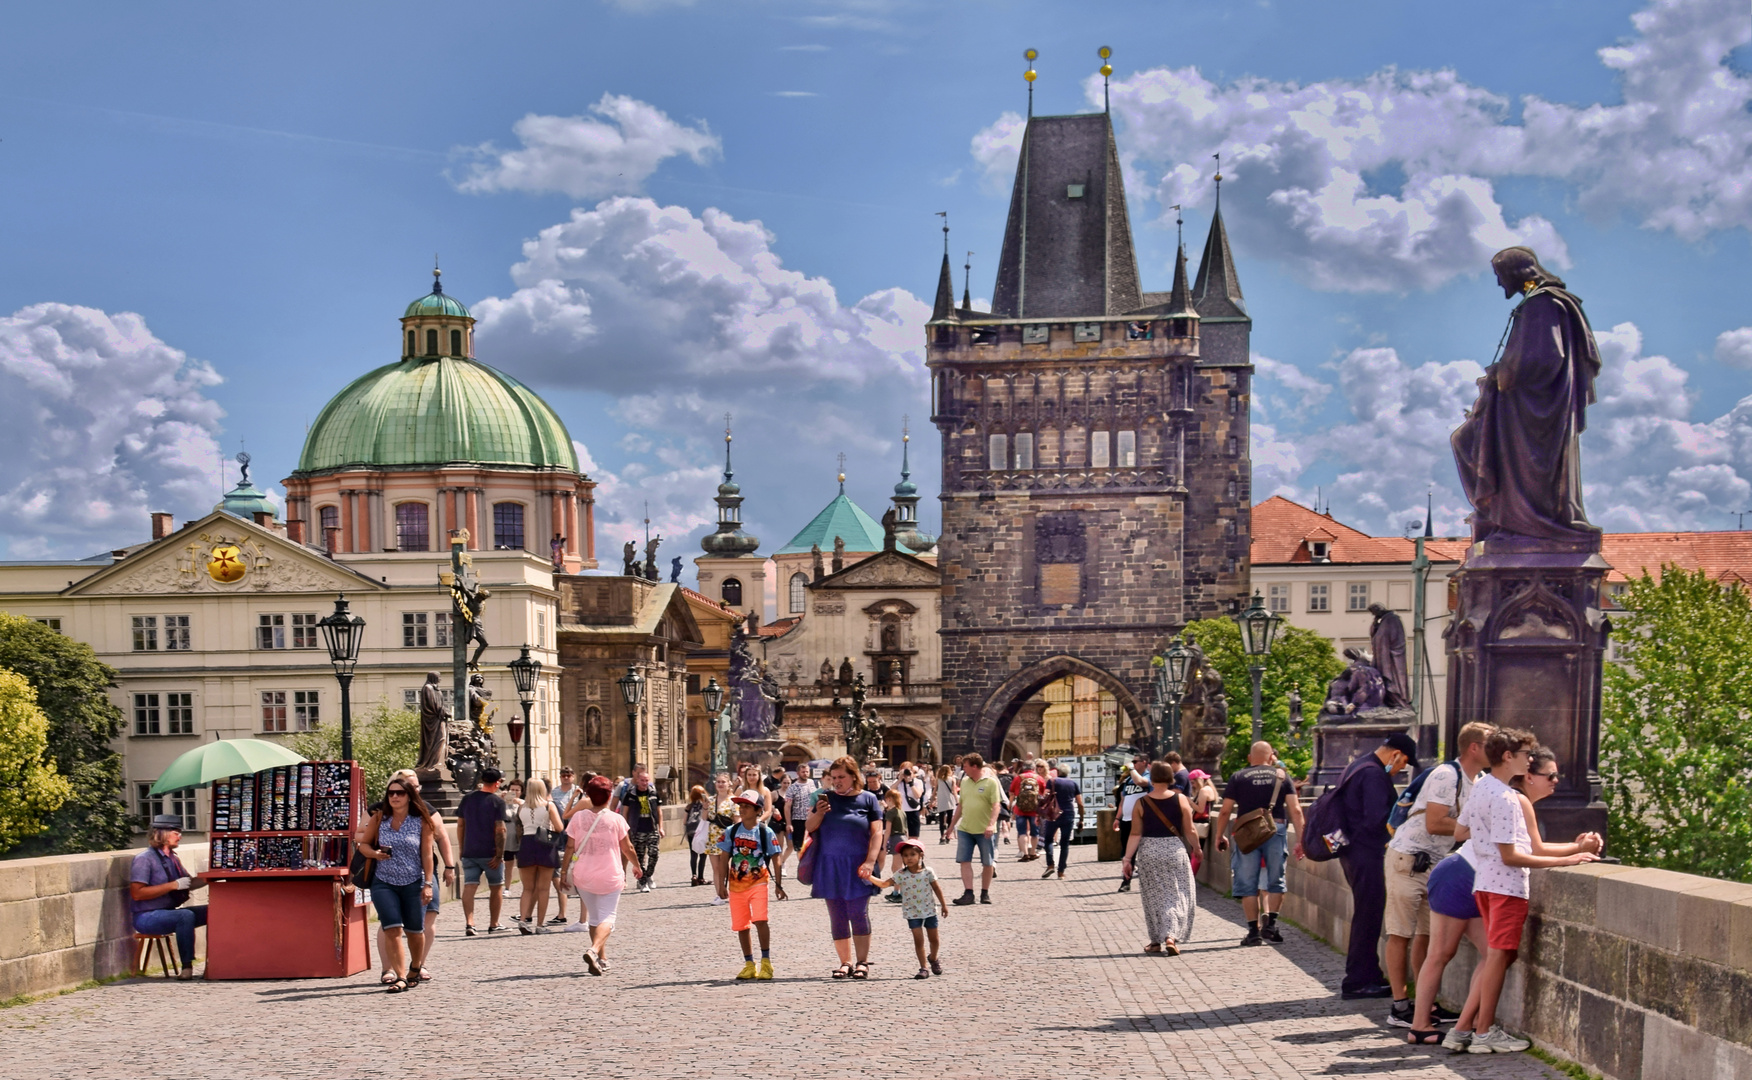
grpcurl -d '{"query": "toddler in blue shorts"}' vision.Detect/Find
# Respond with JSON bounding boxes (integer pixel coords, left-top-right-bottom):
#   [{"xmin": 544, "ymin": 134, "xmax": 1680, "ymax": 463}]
[{"xmin": 872, "ymin": 839, "xmax": 949, "ymax": 979}]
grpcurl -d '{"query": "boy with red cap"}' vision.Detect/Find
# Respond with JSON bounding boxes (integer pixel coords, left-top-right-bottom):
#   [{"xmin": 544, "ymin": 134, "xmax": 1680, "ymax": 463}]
[{"xmin": 720, "ymin": 793, "xmax": 782, "ymax": 980}]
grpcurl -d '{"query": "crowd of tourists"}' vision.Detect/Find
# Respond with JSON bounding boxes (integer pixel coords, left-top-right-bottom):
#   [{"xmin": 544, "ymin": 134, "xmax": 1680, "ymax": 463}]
[{"xmin": 278, "ymin": 723, "xmax": 1597, "ymax": 1058}]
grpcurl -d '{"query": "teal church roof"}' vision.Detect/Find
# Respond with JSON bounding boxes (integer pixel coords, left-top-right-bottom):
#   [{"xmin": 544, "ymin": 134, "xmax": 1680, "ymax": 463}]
[{"xmin": 777, "ymin": 491, "xmax": 913, "ymax": 555}]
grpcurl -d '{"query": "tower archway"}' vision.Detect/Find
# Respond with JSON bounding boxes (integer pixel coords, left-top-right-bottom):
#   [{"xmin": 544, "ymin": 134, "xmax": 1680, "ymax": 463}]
[{"xmin": 973, "ymin": 654, "xmax": 1149, "ymax": 760}]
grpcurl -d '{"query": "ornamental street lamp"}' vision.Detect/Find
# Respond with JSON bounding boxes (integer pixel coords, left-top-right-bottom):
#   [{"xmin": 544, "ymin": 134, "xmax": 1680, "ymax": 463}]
[
  {"xmin": 617, "ymin": 665, "xmax": 645, "ymax": 779},
  {"xmin": 1232, "ymin": 590, "xmax": 1283, "ymax": 743},
  {"xmin": 317, "ymin": 594, "xmax": 365, "ymax": 762},
  {"xmin": 1155, "ymin": 635, "xmax": 1192, "ymax": 758},
  {"xmin": 701, "ymin": 676, "xmax": 731, "ymax": 776},
  {"xmin": 509, "ymin": 645, "xmax": 541, "ymax": 782},
  {"xmin": 1285, "ymin": 682, "xmax": 1308, "ymax": 751}
]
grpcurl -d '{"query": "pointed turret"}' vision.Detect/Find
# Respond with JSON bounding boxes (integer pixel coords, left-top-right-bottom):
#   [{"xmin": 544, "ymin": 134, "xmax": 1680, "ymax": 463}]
[
  {"xmin": 890, "ymin": 423, "xmax": 936, "ymax": 553},
  {"xmin": 1165, "ymin": 244, "xmax": 1195, "ymax": 319},
  {"xmin": 1192, "ymin": 204, "xmax": 1247, "ymax": 319},
  {"xmin": 931, "ymin": 251, "xmax": 957, "ymax": 322},
  {"xmin": 701, "ymin": 424, "xmax": 760, "ymax": 557}
]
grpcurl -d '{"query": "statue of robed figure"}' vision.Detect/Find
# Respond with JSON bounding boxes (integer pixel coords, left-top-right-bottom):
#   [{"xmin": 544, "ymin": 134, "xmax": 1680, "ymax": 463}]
[
  {"xmin": 1451, "ymin": 247, "xmax": 1602, "ymax": 545},
  {"xmin": 416, "ymin": 670, "xmax": 449, "ymax": 773}
]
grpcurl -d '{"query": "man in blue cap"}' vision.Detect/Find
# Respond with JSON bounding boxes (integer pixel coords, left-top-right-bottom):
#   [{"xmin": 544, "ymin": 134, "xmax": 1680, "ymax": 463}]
[
  {"xmin": 1332, "ymin": 732, "xmax": 1417, "ymax": 999},
  {"xmin": 130, "ymin": 814, "xmax": 209, "ymax": 979}
]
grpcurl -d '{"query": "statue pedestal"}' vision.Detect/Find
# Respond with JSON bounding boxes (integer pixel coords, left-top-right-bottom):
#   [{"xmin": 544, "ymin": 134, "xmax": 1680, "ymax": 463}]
[
  {"xmin": 1309, "ymin": 720, "xmax": 1413, "ymax": 790},
  {"xmin": 1445, "ymin": 537, "xmax": 1610, "ymax": 844},
  {"xmin": 729, "ymin": 737, "xmax": 784, "ymax": 772}
]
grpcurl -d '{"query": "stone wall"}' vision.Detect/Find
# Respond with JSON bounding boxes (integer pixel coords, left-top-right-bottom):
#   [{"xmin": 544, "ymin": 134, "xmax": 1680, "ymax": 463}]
[
  {"xmin": 1197, "ymin": 832, "xmax": 1752, "ymax": 1080},
  {"xmin": 0, "ymin": 843, "xmax": 210, "ymax": 1001}
]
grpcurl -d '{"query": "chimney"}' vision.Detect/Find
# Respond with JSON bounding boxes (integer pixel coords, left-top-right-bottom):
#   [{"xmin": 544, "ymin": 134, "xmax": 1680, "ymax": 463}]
[
  {"xmin": 151, "ymin": 512, "xmax": 174, "ymax": 540},
  {"xmin": 287, "ymin": 519, "xmax": 307, "ymax": 545}
]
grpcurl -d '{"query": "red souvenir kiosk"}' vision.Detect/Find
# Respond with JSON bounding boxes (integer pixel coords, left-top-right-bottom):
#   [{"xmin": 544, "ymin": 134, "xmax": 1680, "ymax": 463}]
[{"xmin": 198, "ymin": 760, "xmax": 370, "ymax": 979}]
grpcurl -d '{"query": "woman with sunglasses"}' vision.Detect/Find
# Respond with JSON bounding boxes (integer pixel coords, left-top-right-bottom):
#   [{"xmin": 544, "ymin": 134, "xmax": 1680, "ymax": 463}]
[{"xmin": 361, "ymin": 779, "xmax": 437, "ymax": 992}]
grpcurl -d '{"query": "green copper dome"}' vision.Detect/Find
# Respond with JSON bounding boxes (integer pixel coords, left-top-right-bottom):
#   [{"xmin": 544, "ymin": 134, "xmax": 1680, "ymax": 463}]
[
  {"xmin": 296, "ymin": 356, "xmax": 578, "ymax": 473},
  {"xmin": 404, "ymin": 292, "xmax": 471, "ymax": 319}
]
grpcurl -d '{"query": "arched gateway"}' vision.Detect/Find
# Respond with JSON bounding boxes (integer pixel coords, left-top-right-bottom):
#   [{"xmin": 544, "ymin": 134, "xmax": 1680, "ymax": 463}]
[{"xmin": 973, "ymin": 655, "xmax": 1149, "ymax": 760}]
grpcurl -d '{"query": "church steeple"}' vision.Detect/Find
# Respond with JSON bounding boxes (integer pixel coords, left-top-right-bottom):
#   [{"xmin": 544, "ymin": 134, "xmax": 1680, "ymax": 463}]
[
  {"xmin": 890, "ymin": 419, "xmax": 935, "ymax": 553},
  {"xmin": 931, "ymin": 251, "xmax": 957, "ymax": 322},
  {"xmin": 701, "ymin": 417, "xmax": 760, "ymax": 557},
  {"xmin": 1192, "ymin": 203, "xmax": 1247, "ymax": 319}
]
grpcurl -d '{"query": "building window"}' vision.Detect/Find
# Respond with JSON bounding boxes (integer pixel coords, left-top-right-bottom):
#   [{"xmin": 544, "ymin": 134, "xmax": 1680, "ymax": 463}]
[
  {"xmin": 33, "ymin": 617, "xmax": 61, "ymax": 632},
  {"xmin": 434, "ymin": 611, "xmax": 452, "ymax": 648},
  {"xmin": 1226, "ymin": 479, "xmax": 1239, "ymax": 500},
  {"xmin": 134, "ymin": 693, "xmax": 161, "ymax": 736},
  {"xmin": 493, "ymin": 502, "xmax": 525, "ymax": 550},
  {"xmin": 166, "ymin": 692, "xmax": 194, "ymax": 734},
  {"xmin": 536, "ymin": 682, "xmax": 550, "ymax": 732},
  {"xmin": 1308, "ymin": 583, "xmax": 1330, "ymax": 613},
  {"xmin": 292, "ymin": 612, "xmax": 319, "ymax": 649},
  {"xmin": 319, "ymin": 505, "xmax": 339, "ymax": 538},
  {"xmin": 722, "ymin": 578, "xmax": 743, "ymax": 606},
  {"xmin": 137, "ymin": 784, "xmax": 197, "ymax": 831},
  {"xmin": 293, "ymin": 690, "xmax": 320, "ymax": 730},
  {"xmin": 261, "ymin": 691, "xmax": 289, "ymax": 732},
  {"xmin": 404, "ymin": 688, "xmax": 419, "ymax": 711},
  {"xmin": 1022, "ymin": 324, "xmax": 1049, "ymax": 344},
  {"xmin": 426, "ymin": 328, "xmax": 438, "ymax": 355},
  {"xmin": 1116, "ymin": 430, "xmax": 1136, "ymax": 468},
  {"xmin": 536, "ymin": 609, "xmax": 548, "ymax": 649},
  {"xmin": 1228, "ymin": 435, "xmax": 1239, "ymax": 456},
  {"xmin": 1090, "ymin": 430, "xmax": 1110, "ymax": 468},
  {"xmin": 403, "ymin": 612, "xmax": 429, "ymax": 648},
  {"xmin": 1267, "ymin": 584, "xmax": 1290, "ymax": 613},
  {"xmin": 789, "ymin": 572, "xmax": 808, "ymax": 613},
  {"xmin": 396, "ymin": 503, "xmax": 429, "ymax": 551},
  {"xmin": 164, "ymin": 615, "xmax": 190, "ymax": 650},
  {"xmin": 407, "ymin": 329, "xmax": 417, "ymax": 356},
  {"xmin": 1015, "ymin": 432, "xmax": 1034, "ymax": 470},
  {"xmin": 257, "ymin": 613, "xmax": 286, "ymax": 650},
  {"xmin": 1348, "ymin": 583, "xmax": 1370, "ymax": 611},
  {"xmin": 132, "ymin": 616, "xmax": 158, "ymax": 652},
  {"xmin": 450, "ymin": 328, "xmax": 463, "ymax": 355},
  {"xmin": 1074, "ymin": 322, "xmax": 1101, "ymax": 343},
  {"xmin": 988, "ymin": 433, "xmax": 1007, "ymax": 470}
]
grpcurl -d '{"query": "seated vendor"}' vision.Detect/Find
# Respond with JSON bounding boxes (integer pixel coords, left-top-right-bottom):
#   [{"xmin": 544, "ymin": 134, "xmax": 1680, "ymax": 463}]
[{"xmin": 130, "ymin": 814, "xmax": 209, "ymax": 979}]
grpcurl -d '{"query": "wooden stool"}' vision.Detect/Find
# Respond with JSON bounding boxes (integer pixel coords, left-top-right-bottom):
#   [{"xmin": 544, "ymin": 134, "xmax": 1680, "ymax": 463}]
[{"xmin": 132, "ymin": 932, "xmax": 181, "ymax": 978}]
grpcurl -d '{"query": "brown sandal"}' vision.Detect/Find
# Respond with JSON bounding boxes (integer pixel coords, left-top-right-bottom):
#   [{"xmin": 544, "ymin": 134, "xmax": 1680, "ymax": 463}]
[{"xmin": 1143, "ymin": 943, "xmax": 1163, "ymax": 955}]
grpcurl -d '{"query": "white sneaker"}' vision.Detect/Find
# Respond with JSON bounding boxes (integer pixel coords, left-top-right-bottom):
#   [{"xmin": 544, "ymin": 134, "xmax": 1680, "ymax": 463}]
[
  {"xmin": 1468, "ymin": 1026, "xmax": 1530, "ymax": 1054},
  {"xmin": 711, "ymin": 895, "xmax": 728, "ymax": 906},
  {"xmin": 582, "ymin": 948, "xmax": 602, "ymax": 976},
  {"xmin": 1442, "ymin": 1028, "xmax": 1473, "ymax": 1052},
  {"xmin": 562, "ymin": 921, "xmax": 588, "ymax": 933}
]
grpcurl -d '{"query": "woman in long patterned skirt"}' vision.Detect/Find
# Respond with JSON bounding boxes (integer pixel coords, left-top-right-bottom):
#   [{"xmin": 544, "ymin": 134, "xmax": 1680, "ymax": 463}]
[{"xmin": 1120, "ymin": 762, "xmax": 1198, "ymax": 955}]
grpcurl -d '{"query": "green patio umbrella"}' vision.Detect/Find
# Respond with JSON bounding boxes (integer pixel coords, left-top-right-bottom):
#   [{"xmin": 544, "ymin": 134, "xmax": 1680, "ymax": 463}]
[{"xmin": 150, "ymin": 738, "xmax": 307, "ymax": 794}]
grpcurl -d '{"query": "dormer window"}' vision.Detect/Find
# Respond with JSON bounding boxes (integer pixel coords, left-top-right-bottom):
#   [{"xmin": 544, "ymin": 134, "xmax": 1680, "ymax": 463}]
[
  {"xmin": 1309, "ymin": 540, "xmax": 1330, "ymax": 563},
  {"xmin": 1066, "ymin": 184, "xmax": 1085, "ymax": 199}
]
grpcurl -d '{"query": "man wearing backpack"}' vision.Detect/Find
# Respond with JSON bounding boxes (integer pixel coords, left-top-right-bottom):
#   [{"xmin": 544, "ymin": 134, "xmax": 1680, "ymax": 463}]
[
  {"xmin": 1212, "ymin": 741, "xmax": 1306, "ymax": 946},
  {"xmin": 1324, "ymin": 732, "xmax": 1417, "ymax": 999},
  {"xmin": 1384, "ymin": 722, "xmax": 1493, "ymax": 1028},
  {"xmin": 1009, "ymin": 761, "xmax": 1045, "ymax": 862},
  {"xmin": 610, "ymin": 764, "xmax": 664, "ymax": 894}
]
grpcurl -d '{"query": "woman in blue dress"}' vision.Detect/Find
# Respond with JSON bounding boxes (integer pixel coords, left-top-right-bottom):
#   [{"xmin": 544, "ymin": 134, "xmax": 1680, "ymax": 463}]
[{"xmin": 804, "ymin": 755, "xmax": 884, "ymax": 979}]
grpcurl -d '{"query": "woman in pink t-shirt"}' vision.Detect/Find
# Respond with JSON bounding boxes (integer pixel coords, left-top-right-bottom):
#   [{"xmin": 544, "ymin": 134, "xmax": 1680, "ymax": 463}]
[{"xmin": 562, "ymin": 775, "xmax": 642, "ymax": 976}]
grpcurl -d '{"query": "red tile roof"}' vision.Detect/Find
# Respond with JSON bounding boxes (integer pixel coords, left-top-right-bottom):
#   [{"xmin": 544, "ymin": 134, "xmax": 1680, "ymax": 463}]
[
  {"xmin": 754, "ymin": 616, "xmax": 801, "ymax": 639},
  {"xmin": 1250, "ymin": 496, "xmax": 1468, "ymax": 566},
  {"xmin": 1252, "ymin": 497, "xmax": 1752, "ymax": 582}
]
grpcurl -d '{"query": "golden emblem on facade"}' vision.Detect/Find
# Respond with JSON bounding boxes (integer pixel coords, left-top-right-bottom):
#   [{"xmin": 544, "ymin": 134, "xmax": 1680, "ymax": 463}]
[{"xmin": 206, "ymin": 543, "xmax": 247, "ymax": 583}]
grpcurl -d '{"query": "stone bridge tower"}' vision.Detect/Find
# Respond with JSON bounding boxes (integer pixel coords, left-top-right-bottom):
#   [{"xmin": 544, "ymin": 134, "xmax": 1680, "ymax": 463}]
[{"xmin": 928, "ymin": 111, "xmax": 1252, "ymax": 758}]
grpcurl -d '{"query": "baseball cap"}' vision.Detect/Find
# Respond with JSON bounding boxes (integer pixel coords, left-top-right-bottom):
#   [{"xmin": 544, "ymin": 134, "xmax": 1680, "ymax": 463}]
[
  {"xmin": 1382, "ymin": 732, "xmax": 1420, "ymax": 771},
  {"xmin": 895, "ymin": 838, "xmax": 924, "ymax": 853},
  {"xmin": 732, "ymin": 793, "xmax": 762, "ymax": 807}
]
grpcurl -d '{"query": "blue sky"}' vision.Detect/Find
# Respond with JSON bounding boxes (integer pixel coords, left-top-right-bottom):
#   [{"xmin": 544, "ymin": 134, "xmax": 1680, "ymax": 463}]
[{"xmin": 2, "ymin": 0, "xmax": 1749, "ymax": 564}]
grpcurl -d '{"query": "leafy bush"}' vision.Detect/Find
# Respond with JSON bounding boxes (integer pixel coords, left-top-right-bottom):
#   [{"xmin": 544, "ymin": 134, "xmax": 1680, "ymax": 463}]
[
  {"xmin": 287, "ymin": 701, "xmax": 422, "ymax": 802},
  {"xmin": 1601, "ymin": 567, "xmax": 1752, "ymax": 883},
  {"xmin": 1181, "ymin": 616, "xmax": 1345, "ymax": 780},
  {"xmin": 0, "ymin": 615, "xmax": 132, "ymax": 855},
  {"xmin": 0, "ymin": 670, "xmax": 74, "ymax": 854}
]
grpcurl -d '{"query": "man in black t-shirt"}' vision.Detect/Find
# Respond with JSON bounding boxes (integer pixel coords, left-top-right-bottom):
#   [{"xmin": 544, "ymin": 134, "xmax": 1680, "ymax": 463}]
[
  {"xmin": 456, "ymin": 768, "xmax": 508, "ymax": 934},
  {"xmin": 1164, "ymin": 751, "xmax": 1192, "ymax": 796},
  {"xmin": 612, "ymin": 764, "xmax": 664, "ymax": 894},
  {"xmin": 1211, "ymin": 742, "xmax": 1306, "ymax": 947}
]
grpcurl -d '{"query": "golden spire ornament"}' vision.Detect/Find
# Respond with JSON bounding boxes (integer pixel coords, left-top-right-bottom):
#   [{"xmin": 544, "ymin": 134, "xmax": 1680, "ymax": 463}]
[
  {"xmin": 1024, "ymin": 48, "xmax": 1038, "ymax": 118},
  {"xmin": 1099, "ymin": 46, "xmax": 1112, "ymax": 113}
]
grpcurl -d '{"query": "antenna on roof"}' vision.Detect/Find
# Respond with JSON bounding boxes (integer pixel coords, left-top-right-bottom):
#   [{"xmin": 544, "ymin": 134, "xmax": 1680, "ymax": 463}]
[
  {"xmin": 1736, "ymin": 510, "xmax": 1752, "ymax": 530},
  {"xmin": 1098, "ymin": 46, "xmax": 1112, "ymax": 114},
  {"xmin": 1024, "ymin": 49, "xmax": 1038, "ymax": 119},
  {"xmin": 1170, "ymin": 204, "xmax": 1183, "ymax": 251},
  {"xmin": 1212, "ymin": 152, "xmax": 1222, "ymax": 213},
  {"xmin": 936, "ymin": 211, "xmax": 948, "ymax": 257}
]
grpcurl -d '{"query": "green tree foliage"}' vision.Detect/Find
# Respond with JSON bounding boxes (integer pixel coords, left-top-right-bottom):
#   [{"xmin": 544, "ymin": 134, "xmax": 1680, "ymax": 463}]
[
  {"xmin": 0, "ymin": 669, "xmax": 75, "ymax": 853},
  {"xmin": 0, "ymin": 614, "xmax": 132, "ymax": 854},
  {"xmin": 1601, "ymin": 567, "xmax": 1752, "ymax": 883},
  {"xmin": 287, "ymin": 700, "xmax": 421, "ymax": 800},
  {"xmin": 1180, "ymin": 616, "xmax": 1346, "ymax": 781}
]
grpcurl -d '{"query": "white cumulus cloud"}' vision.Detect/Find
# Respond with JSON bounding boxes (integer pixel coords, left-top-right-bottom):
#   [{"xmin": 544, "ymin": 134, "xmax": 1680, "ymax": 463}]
[
  {"xmin": 454, "ymin": 95, "xmax": 720, "ymax": 199},
  {"xmin": 1715, "ymin": 327, "xmax": 1752, "ymax": 369},
  {"xmin": 0, "ymin": 303, "xmax": 226, "ymax": 558}
]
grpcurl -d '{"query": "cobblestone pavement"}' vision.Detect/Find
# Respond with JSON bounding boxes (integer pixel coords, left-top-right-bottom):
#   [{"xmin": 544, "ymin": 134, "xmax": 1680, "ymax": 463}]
[{"xmin": 3, "ymin": 844, "xmax": 1564, "ymax": 1080}]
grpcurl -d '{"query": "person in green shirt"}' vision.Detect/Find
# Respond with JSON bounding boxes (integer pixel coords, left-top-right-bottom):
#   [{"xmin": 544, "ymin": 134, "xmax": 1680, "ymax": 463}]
[{"xmin": 950, "ymin": 754, "xmax": 1002, "ymax": 906}]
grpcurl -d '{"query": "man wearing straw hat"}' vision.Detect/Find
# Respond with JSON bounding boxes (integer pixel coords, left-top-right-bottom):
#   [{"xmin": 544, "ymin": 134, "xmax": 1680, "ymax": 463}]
[{"xmin": 130, "ymin": 814, "xmax": 209, "ymax": 979}]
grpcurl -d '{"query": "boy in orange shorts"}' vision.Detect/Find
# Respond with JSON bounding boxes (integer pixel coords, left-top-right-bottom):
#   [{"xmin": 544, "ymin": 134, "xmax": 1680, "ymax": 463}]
[{"xmin": 720, "ymin": 793, "xmax": 782, "ymax": 980}]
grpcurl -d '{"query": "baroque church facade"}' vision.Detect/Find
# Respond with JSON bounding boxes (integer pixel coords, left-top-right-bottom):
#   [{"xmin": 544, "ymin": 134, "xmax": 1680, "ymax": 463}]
[{"xmin": 928, "ymin": 110, "xmax": 1253, "ymax": 759}]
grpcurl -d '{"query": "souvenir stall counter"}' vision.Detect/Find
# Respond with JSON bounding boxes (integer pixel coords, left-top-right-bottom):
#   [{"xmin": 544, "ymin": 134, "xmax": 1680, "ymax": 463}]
[{"xmin": 197, "ymin": 760, "xmax": 370, "ymax": 979}]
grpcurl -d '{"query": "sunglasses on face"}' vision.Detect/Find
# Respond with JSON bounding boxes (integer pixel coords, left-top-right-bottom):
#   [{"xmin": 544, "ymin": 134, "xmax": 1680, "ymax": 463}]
[
  {"xmin": 1529, "ymin": 770, "xmax": 1559, "ymax": 781},
  {"xmin": 387, "ymin": 789, "xmax": 409, "ymax": 797}
]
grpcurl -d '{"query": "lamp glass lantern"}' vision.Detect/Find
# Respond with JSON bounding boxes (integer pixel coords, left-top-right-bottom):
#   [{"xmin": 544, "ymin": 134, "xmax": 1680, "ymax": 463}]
[
  {"xmin": 509, "ymin": 645, "xmax": 541, "ymax": 703},
  {"xmin": 617, "ymin": 665, "xmax": 646, "ymax": 709},
  {"xmin": 1162, "ymin": 636, "xmax": 1191, "ymax": 698},
  {"xmin": 1235, "ymin": 590, "xmax": 1282, "ymax": 657},
  {"xmin": 318, "ymin": 594, "xmax": 365, "ymax": 675},
  {"xmin": 700, "ymin": 677, "xmax": 724, "ymax": 715}
]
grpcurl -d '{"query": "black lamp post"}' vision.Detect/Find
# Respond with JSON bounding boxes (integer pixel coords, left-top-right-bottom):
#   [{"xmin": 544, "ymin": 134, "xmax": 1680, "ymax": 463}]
[
  {"xmin": 1286, "ymin": 682, "xmax": 1307, "ymax": 750},
  {"xmin": 701, "ymin": 676, "xmax": 727, "ymax": 775},
  {"xmin": 1233, "ymin": 590, "xmax": 1284, "ymax": 743},
  {"xmin": 317, "ymin": 594, "xmax": 365, "ymax": 762},
  {"xmin": 617, "ymin": 665, "xmax": 645, "ymax": 779},
  {"xmin": 509, "ymin": 645, "xmax": 540, "ymax": 782},
  {"xmin": 1155, "ymin": 635, "xmax": 1192, "ymax": 757}
]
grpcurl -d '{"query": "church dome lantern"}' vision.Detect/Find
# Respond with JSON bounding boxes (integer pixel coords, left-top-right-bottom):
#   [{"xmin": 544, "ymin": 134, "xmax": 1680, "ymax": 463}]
[{"xmin": 701, "ymin": 423, "xmax": 761, "ymax": 557}]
